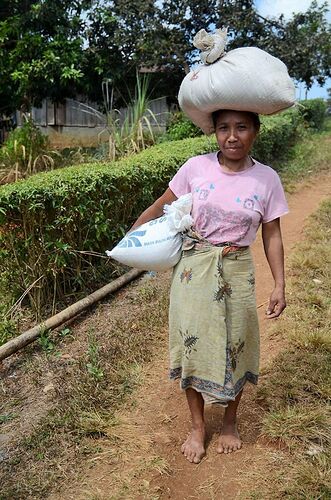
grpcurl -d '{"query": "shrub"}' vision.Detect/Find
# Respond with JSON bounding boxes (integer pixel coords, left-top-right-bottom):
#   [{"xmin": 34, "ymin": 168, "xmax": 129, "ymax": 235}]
[
  {"xmin": 252, "ymin": 108, "xmax": 305, "ymax": 164},
  {"xmin": 299, "ymin": 98, "xmax": 327, "ymax": 130},
  {"xmin": 0, "ymin": 119, "xmax": 58, "ymax": 184},
  {"xmin": 166, "ymin": 111, "xmax": 203, "ymax": 140},
  {"xmin": 0, "ymin": 135, "xmax": 217, "ymax": 320},
  {"xmin": 0, "ymin": 107, "xmax": 307, "ymax": 322}
]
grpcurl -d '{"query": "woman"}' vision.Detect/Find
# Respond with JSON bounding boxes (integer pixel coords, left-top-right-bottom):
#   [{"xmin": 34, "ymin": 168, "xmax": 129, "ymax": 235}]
[{"xmin": 131, "ymin": 109, "xmax": 288, "ymax": 463}]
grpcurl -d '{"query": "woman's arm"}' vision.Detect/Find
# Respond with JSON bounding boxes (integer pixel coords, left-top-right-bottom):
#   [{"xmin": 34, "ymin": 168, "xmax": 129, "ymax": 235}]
[
  {"xmin": 129, "ymin": 188, "xmax": 178, "ymax": 231},
  {"xmin": 261, "ymin": 218, "xmax": 286, "ymax": 319}
]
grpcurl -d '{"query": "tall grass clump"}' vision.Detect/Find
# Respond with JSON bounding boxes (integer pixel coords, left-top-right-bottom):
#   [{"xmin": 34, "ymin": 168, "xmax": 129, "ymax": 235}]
[
  {"xmin": 247, "ymin": 199, "xmax": 331, "ymax": 499},
  {"xmin": 98, "ymin": 73, "xmax": 161, "ymax": 160},
  {"xmin": 0, "ymin": 118, "xmax": 58, "ymax": 184}
]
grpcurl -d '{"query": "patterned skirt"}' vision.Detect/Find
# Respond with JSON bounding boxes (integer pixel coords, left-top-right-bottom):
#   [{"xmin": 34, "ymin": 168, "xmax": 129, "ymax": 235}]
[{"xmin": 169, "ymin": 231, "xmax": 259, "ymax": 405}]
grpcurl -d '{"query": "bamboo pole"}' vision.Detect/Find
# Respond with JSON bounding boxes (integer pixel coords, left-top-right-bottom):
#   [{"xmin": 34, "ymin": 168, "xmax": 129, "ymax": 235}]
[{"xmin": 0, "ymin": 268, "xmax": 144, "ymax": 362}]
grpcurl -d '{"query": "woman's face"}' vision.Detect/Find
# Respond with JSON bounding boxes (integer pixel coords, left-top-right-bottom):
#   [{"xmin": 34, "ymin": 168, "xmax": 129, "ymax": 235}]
[{"xmin": 214, "ymin": 110, "xmax": 258, "ymax": 162}]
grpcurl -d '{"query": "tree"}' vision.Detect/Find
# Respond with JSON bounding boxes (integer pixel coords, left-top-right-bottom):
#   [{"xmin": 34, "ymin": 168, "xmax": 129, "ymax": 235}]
[
  {"xmin": 84, "ymin": 0, "xmax": 161, "ymax": 106},
  {"xmin": 1, "ymin": 0, "xmax": 330, "ymax": 113},
  {"xmin": 266, "ymin": 1, "xmax": 331, "ymax": 90},
  {"xmin": 0, "ymin": 0, "xmax": 92, "ymax": 113}
]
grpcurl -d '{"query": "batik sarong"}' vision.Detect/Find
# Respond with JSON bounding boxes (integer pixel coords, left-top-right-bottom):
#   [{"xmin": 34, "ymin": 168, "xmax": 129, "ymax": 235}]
[{"xmin": 169, "ymin": 231, "xmax": 259, "ymax": 405}]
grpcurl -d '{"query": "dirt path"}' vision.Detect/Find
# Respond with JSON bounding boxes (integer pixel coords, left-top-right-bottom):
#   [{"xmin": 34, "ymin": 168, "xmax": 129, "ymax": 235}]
[{"xmin": 50, "ymin": 173, "xmax": 331, "ymax": 500}]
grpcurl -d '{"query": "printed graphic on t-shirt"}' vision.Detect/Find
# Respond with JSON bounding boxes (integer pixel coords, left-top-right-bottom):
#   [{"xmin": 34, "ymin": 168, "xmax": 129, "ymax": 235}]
[
  {"xmin": 198, "ymin": 189, "xmax": 210, "ymax": 200},
  {"xmin": 195, "ymin": 203, "xmax": 252, "ymax": 242},
  {"xmin": 243, "ymin": 198, "xmax": 255, "ymax": 210}
]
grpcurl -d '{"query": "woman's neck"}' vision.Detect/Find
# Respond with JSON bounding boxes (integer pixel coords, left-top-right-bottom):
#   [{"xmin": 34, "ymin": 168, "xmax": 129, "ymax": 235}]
[{"xmin": 218, "ymin": 153, "xmax": 253, "ymax": 173}]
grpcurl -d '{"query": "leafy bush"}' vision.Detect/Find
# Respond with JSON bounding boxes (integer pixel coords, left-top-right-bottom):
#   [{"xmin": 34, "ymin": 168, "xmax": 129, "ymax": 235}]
[
  {"xmin": 252, "ymin": 108, "xmax": 305, "ymax": 164},
  {"xmin": 0, "ymin": 135, "xmax": 217, "ymax": 320},
  {"xmin": 166, "ymin": 111, "xmax": 203, "ymax": 140},
  {"xmin": 299, "ymin": 98, "xmax": 327, "ymax": 130},
  {"xmin": 0, "ymin": 107, "xmax": 312, "ymax": 323}
]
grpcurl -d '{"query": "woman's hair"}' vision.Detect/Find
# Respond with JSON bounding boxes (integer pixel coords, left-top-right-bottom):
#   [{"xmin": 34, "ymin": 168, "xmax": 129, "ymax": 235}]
[{"xmin": 212, "ymin": 109, "xmax": 261, "ymax": 131}]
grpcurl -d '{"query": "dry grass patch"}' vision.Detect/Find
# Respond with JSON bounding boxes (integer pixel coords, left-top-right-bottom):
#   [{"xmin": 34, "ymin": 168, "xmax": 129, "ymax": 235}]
[
  {"xmin": 245, "ymin": 199, "xmax": 331, "ymax": 499},
  {"xmin": 0, "ymin": 274, "xmax": 170, "ymax": 499}
]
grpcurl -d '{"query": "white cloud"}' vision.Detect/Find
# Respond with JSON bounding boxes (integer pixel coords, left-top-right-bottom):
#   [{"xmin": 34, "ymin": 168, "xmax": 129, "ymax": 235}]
[{"xmin": 256, "ymin": 0, "xmax": 331, "ymax": 20}]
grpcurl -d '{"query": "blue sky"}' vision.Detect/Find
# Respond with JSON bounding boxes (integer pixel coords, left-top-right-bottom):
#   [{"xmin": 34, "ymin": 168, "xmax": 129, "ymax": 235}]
[{"xmin": 255, "ymin": 0, "xmax": 331, "ymax": 99}]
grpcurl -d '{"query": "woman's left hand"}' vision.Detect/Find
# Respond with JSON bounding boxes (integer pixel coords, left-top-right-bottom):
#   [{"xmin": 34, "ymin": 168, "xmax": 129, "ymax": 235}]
[{"xmin": 266, "ymin": 287, "xmax": 286, "ymax": 319}]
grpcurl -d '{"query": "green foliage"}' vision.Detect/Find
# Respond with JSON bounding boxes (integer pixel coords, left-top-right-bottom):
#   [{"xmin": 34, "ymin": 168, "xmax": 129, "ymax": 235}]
[
  {"xmin": 270, "ymin": 1, "xmax": 331, "ymax": 90},
  {"xmin": 299, "ymin": 98, "xmax": 327, "ymax": 130},
  {"xmin": 166, "ymin": 112, "xmax": 203, "ymax": 141},
  {"xmin": 101, "ymin": 74, "xmax": 160, "ymax": 160},
  {"xmin": 278, "ymin": 117, "xmax": 331, "ymax": 190},
  {"xmin": 0, "ymin": 133, "xmax": 217, "ymax": 321},
  {"xmin": 86, "ymin": 332, "xmax": 104, "ymax": 381},
  {"xmin": 252, "ymin": 108, "xmax": 305, "ymax": 164},
  {"xmin": 0, "ymin": 1, "xmax": 92, "ymax": 113},
  {"xmin": 0, "ymin": 317, "xmax": 17, "ymax": 346},
  {"xmin": 38, "ymin": 329, "xmax": 55, "ymax": 354},
  {"xmin": 0, "ymin": 119, "xmax": 57, "ymax": 183},
  {"xmin": 327, "ymin": 87, "xmax": 331, "ymax": 108},
  {"xmin": 0, "ymin": 413, "xmax": 17, "ymax": 424},
  {"xmin": 0, "ymin": 106, "xmax": 322, "ymax": 323},
  {"xmin": 1, "ymin": 1, "xmax": 330, "ymax": 112}
]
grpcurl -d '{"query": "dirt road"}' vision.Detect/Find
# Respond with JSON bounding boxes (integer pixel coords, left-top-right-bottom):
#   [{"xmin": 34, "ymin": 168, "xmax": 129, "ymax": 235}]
[{"xmin": 51, "ymin": 173, "xmax": 331, "ymax": 500}]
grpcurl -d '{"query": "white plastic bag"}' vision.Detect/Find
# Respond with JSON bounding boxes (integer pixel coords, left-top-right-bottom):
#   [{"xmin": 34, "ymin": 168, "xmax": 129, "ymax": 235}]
[
  {"xmin": 178, "ymin": 29, "xmax": 296, "ymax": 135},
  {"xmin": 106, "ymin": 194, "xmax": 193, "ymax": 271}
]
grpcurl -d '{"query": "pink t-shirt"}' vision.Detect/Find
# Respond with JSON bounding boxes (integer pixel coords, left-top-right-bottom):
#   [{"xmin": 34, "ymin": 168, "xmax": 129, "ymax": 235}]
[{"xmin": 169, "ymin": 152, "xmax": 289, "ymax": 246}]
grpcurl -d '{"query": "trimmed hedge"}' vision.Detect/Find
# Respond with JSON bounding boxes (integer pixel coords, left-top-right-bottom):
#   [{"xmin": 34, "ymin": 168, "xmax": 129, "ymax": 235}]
[
  {"xmin": 0, "ymin": 136, "xmax": 217, "ymax": 316},
  {"xmin": 0, "ymin": 101, "xmax": 325, "ymax": 317}
]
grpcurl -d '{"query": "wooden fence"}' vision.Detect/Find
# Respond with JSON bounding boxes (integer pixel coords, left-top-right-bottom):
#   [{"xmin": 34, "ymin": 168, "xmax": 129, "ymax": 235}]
[{"xmin": 15, "ymin": 97, "xmax": 170, "ymax": 129}]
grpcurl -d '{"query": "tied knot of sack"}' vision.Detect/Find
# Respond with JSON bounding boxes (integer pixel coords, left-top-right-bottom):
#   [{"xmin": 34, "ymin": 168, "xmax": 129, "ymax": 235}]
[{"xmin": 193, "ymin": 27, "xmax": 228, "ymax": 65}]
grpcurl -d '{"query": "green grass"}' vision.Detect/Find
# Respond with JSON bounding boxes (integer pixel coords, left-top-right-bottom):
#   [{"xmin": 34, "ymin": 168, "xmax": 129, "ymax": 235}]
[
  {"xmin": 246, "ymin": 199, "xmax": 331, "ymax": 499},
  {"xmin": 277, "ymin": 117, "xmax": 331, "ymax": 191}
]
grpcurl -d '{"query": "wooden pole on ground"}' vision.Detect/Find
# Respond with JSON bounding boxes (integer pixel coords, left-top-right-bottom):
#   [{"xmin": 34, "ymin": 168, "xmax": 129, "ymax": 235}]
[{"xmin": 0, "ymin": 268, "xmax": 144, "ymax": 362}]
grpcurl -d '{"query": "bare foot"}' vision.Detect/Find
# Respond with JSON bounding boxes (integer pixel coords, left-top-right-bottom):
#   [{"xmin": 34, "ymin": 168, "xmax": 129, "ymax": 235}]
[
  {"xmin": 217, "ymin": 421, "xmax": 242, "ymax": 454},
  {"xmin": 181, "ymin": 427, "xmax": 206, "ymax": 463}
]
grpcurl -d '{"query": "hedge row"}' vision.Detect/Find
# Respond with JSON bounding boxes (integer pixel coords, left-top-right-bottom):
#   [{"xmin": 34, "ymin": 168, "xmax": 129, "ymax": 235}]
[{"xmin": 0, "ymin": 100, "xmax": 326, "ymax": 318}]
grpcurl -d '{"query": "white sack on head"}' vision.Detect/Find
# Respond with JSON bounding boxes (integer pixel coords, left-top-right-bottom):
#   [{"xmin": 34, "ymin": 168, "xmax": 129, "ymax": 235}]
[
  {"xmin": 178, "ymin": 29, "xmax": 296, "ymax": 135},
  {"xmin": 105, "ymin": 194, "xmax": 193, "ymax": 272}
]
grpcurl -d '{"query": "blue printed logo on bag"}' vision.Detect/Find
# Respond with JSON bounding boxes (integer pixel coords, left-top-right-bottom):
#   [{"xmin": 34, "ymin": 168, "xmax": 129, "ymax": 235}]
[{"xmin": 118, "ymin": 230, "xmax": 147, "ymax": 248}]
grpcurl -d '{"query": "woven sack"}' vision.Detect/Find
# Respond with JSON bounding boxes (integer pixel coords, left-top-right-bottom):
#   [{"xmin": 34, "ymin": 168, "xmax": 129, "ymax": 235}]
[
  {"xmin": 178, "ymin": 29, "xmax": 296, "ymax": 135},
  {"xmin": 106, "ymin": 194, "xmax": 193, "ymax": 272}
]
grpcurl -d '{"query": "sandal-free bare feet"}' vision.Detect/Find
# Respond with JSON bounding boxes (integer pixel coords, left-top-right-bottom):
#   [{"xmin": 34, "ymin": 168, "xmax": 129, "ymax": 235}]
[
  {"xmin": 217, "ymin": 421, "xmax": 242, "ymax": 454},
  {"xmin": 181, "ymin": 427, "xmax": 206, "ymax": 463}
]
